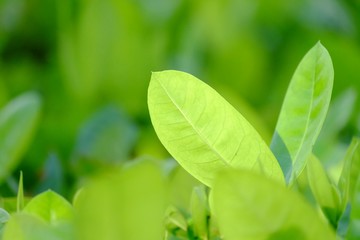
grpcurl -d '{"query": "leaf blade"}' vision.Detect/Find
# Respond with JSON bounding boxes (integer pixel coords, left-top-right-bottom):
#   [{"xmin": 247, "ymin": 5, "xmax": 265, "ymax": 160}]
[
  {"xmin": 212, "ymin": 169, "xmax": 336, "ymax": 240},
  {"xmin": 271, "ymin": 42, "xmax": 334, "ymax": 183},
  {"xmin": 148, "ymin": 70, "xmax": 284, "ymax": 186}
]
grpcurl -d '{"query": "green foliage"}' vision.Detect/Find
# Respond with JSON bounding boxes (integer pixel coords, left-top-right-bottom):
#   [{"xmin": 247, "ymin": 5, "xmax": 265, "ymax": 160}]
[
  {"xmin": 212, "ymin": 169, "xmax": 335, "ymax": 240},
  {"xmin": 148, "ymin": 70, "xmax": 284, "ymax": 187},
  {"xmin": 270, "ymin": 42, "xmax": 334, "ymax": 183},
  {"xmin": 75, "ymin": 160, "xmax": 166, "ymax": 240},
  {"xmin": 0, "ymin": 92, "xmax": 41, "ymax": 183}
]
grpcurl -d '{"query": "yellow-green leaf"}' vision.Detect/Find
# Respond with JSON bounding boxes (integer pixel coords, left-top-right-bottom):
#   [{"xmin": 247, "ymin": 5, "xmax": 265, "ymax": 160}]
[
  {"xmin": 271, "ymin": 42, "xmax": 334, "ymax": 183},
  {"xmin": 148, "ymin": 70, "xmax": 284, "ymax": 187}
]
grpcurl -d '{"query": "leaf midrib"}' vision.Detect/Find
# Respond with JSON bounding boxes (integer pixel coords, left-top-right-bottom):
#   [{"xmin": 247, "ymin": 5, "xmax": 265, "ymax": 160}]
[{"xmin": 157, "ymin": 79, "xmax": 230, "ymax": 167}]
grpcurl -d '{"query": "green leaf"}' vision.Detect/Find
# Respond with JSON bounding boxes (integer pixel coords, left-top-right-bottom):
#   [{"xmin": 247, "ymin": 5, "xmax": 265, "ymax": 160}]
[
  {"xmin": 23, "ymin": 190, "xmax": 73, "ymax": 225},
  {"xmin": 190, "ymin": 185, "xmax": 209, "ymax": 239},
  {"xmin": 212, "ymin": 169, "xmax": 336, "ymax": 240},
  {"xmin": 164, "ymin": 206, "xmax": 188, "ymax": 232},
  {"xmin": 338, "ymin": 138, "xmax": 360, "ymax": 210},
  {"xmin": 346, "ymin": 175, "xmax": 360, "ymax": 239},
  {"xmin": 148, "ymin": 70, "xmax": 284, "ymax": 187},
  {"xmin": 74, "ymin": 106, "xmax": 138, "ymax": 165},
  {"xmin": 307, "ymin": 154, "xmax": 341, "ymax": 225},
  {"xmin": 0, "ymin": 92, "xmax": 42, "ymax": 183},
  {"xmin": 17, "ymin": 171, "xmax": 24, "ymax": 212},
  {"xmin": 271, "ymin": 42, "xmax": 334, "ymax": 183},
  {"xmin": 3, "ymin": 213, "xmax": 65, "ymax": 240},
  {"xmin": 0, "ymin": 208, "xmax": 10, "ymax": 237},
  {"xmin": 75, "ymin": 160, "xmax": 166, "ymax": 240},
  {"xmin": 314, "ymin": 89, "xmax": 356, "ymax": 164}
]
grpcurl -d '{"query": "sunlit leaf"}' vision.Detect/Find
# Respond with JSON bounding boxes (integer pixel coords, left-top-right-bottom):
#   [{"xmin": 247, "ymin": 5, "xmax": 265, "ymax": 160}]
[
  {"xmin": 271, "ymin": 42, "xmax": 334, "ymax": 183},
  {"xmin": 148, "ymin": 70, "xmax": 284, "ymax": 187},
  {"xmin": 0, "ymin": 92, "xmax": 42, "ymax": 183},
  {"xmin": 212, "ymin": 169, "xmax": 336, "ymax": 240}
]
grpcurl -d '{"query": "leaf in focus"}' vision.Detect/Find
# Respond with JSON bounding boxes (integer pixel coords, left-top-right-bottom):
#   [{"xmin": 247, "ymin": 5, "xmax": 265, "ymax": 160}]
[
  {"xmin": 307, "ymin": 154, "xmax": 341, "ymax": 225},
  {"xmin": 271, "ymin": 42, "xmax": 334, "ymax": 183},
  {"xmin": 338, "ymin": 138, "xmax": 360, "ymax": 210},
  {"xmin": 23, "ymin": 190, "xmax": 74, "ymax": 225},
  {"xmin": 17, "ymin": 171, "xmax": 24, "ymax": 212},
  {"xmin": 75, "ymin": 160, "xmax": 166, "ymax": 240},
  {"xmin": 212, "ymin": 169, "xmax": 336, "ymax": 240},
  {"xmin": 0, "ymin": 92, "xmax": 42, "ymax": 183},
  {"xmin": 148, "ymin": 70, "xmax": 284, "ymax": 187}
]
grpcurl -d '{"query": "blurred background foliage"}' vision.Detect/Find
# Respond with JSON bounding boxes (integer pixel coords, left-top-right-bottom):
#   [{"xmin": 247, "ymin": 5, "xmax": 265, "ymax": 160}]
[{"xmin": 0, "ymin": 0, "xmax": 359, "ymax": 202}]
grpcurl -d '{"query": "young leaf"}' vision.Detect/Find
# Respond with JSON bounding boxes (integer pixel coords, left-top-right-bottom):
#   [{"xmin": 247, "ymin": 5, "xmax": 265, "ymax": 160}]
[
  {"xmin": 23, "ymin": 190, "xmax": 73, "ymax": 225},
  {"xmin": 271, "ymin": 42, "xmax": 334, "ymax": 183},
  {"xmin": 338, "ymin": 138, "xmax": 360, "ymax": 210},
  {"xmin": 0, "ymin": 92, "xmax": 42, "ymax": 183},
  {"xmin": 148, "ymin": 70, "xmax": 284, "ymax": 187},
  {"xmin": 17, "ymin": 171, "xmax": 24, "ymax": 212},
  {"xmin": 307, "ymin": 154, "xmax": 341, "ymax": 225},
  {"xmin": 212, "ymin": 169, "xmax": 336, "ymax": 240}
]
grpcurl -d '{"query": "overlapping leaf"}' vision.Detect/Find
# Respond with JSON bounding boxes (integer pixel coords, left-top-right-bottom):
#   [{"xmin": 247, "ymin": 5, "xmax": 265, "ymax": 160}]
[{"xmin": 212, "ymin": 169, "xmax": 336, "ymax": 240}]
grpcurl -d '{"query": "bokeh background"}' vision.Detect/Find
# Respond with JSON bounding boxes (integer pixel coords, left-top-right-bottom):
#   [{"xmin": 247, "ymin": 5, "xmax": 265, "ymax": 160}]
[{"xmin": 0, "ymin": 0, "xmax": 359, "ymax": 198}]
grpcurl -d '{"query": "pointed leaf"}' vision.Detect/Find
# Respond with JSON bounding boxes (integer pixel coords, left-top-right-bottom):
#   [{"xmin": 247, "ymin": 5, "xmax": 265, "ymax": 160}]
[
  {"xmin": 23, "ymin": 190, "xmax": 73, "ymax": 225},
  {"xmin": 307, "ymin": 155, "xmax": 341, "ymax": 225},
  {"xmin": 0, "ymin": 92, "xmax": 42, "ymax": 183},
  {"xmin": 212, "ymin": 169, "xmax": 335, "ymax": 240},
  {"xmin": 338, "ymin": 138, "xmax": 360, "ymax": 210},
  {"xmin": 271, "ymin": 42, "xmax": 334, "ymax": 183},
  {"xmin": 148, "ymin": 70, "xmax": 284, "ymax": 187},
  {"xmin": 17, "ymin": 171, "xmax": 24, "ymax": 212}
]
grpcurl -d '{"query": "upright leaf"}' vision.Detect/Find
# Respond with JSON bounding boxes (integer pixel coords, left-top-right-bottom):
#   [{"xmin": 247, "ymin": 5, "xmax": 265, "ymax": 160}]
[
  {"xmin": 338, "ymin": 138, "xmax": 360, "ymax": 210},
  {"xmin": 346, "ymin": 175, "xmax": 360, "ymax": 239},
  {"xmin": 190, "ymin": 185, "xmax": 209, "ymax": 239},
  {"xmin": 307, "ymin": 155, "xmax": 341, "ymax": 226},
  {"xmin": 148, "ymin": 70, "xmax": 284, "ymax": 187},
  {"xmin": 212, "ymin": 169, "xmax": 336, "ymax": 240},
  {"xmin": 271, "ymin": 42, "xmax": 334, "ymax": 183},
  {"xmin": 17, "ymin": 171, "xmax": 24, "ymax": 212},
  {"xmin": 0, "ymin": 92, "xmax": 42, "ymax": 183}
]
